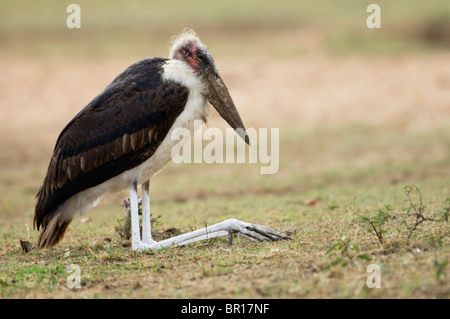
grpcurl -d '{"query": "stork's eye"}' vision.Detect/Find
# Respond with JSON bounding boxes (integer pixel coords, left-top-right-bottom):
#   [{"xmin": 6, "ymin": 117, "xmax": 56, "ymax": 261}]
[{"xmin": 182, "ymin": 49, "xmax": 189, "ymax": 57}]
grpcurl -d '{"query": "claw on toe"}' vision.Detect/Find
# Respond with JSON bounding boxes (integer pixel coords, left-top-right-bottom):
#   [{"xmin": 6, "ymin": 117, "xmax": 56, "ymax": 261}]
[{"xmin": 226, "ymin": 219, "xmax": 291, "ymax": 244}]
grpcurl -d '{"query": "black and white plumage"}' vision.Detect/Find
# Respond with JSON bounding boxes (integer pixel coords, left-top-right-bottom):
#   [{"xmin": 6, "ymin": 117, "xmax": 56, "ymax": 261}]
[{"xmin": 34, "ymin": 29, "xmax": 289, "ymax": 250}]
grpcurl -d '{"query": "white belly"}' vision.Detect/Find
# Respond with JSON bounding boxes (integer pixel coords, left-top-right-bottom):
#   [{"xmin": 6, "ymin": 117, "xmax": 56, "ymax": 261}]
[{"xmin": 60, "ymin": 59, "xmax": 207, "ymax": 221}]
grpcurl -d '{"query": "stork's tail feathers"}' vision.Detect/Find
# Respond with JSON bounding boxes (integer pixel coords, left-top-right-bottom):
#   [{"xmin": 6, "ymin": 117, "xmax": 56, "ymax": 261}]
[
  {"xmin": 36, "ymin": 214, "xmax": 72, "ymax": 249},
  {"xmin": 34, "ymin": 196, "xmax": 72, "ymax": 249}
]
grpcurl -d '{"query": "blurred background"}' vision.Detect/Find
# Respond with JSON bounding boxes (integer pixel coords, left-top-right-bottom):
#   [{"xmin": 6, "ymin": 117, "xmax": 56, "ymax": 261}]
[{"xmin": 0, "ymin": 0, "xmax": 449, "ymax": 241}]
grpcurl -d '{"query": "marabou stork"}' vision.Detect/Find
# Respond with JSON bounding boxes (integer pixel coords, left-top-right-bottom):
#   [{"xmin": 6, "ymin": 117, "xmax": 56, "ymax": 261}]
[{"xmin": 34, "ymin": 29, "xmax": 289, "ymax": 251}]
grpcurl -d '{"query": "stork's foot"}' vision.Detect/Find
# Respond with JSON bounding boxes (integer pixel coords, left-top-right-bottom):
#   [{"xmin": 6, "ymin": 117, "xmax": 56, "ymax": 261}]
[
  {"xmin": 224, "ymin": 219, "xmax": 290, "ymax": 243},
  {"xmin": 132, "ymin": 218, "xmax": 290, "ymax": 251}
]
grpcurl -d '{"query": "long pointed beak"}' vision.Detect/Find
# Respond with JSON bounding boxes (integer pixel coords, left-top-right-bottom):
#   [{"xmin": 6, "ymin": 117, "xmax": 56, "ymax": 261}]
[{"xmin": 203, "ymin": 67, "xmax": 250, "ymax": 145}]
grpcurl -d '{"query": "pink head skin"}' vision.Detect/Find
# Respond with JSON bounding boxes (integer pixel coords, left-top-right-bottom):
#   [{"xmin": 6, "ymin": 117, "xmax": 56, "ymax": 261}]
[
  {"xmin": 173, "ymin": 42, "xmax": 201, "ymax": 74},
  {"xmin": 169, "ymin": 29, "xmax": 213, "ymax": 75}
]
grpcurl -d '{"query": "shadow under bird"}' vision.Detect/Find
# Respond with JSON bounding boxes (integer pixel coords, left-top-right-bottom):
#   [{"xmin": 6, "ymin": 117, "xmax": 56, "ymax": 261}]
[{"xmin": 34, "ymin": 29, "xmax": 289, "ymax": 250}]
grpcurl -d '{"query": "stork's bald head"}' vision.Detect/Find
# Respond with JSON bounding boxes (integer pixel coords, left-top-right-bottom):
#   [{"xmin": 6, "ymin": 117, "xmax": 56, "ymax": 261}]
[
  {"xmin": 169, "ymin": 29, "xmax": 215, "ymax": 75},
  {"xmin": 169, "ymin": 29, "xmax": 249, "ymax": 145}
]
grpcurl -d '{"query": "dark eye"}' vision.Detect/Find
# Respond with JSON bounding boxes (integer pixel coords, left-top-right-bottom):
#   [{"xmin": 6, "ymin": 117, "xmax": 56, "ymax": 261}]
[
  {"xmin": 183, "ymin": 49, "xmax": 189, "ymax": 57},
  {"xmin": 197, "ymin": 53, "xmax": 205, "ymax": 63}
]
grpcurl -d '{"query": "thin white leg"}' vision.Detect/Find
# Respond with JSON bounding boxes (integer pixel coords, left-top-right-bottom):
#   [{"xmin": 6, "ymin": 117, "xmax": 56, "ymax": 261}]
[
  {"xmin": 141, "ymin": 180, "xmax": 155, "ymax": 245},
  {"xmin": 129, "ymin": 180, "xmax": 141, "ymax": 251},
  {"xmin": 127, "ymin": 183, "xmax": 289, "ymax": 251},
  {"xmin": 134, "ymin": 218, "xmax": 290, "ymax": 251}
]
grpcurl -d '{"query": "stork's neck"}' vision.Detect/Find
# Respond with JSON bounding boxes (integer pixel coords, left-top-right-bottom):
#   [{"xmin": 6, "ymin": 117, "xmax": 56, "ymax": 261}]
[
  {"xmin": 162, "ymin": 59, "xmax": 209, "ymax": 122},
  {"xmin": 162, "ymin": 59, "xmax": 205, "ymax": 91}
]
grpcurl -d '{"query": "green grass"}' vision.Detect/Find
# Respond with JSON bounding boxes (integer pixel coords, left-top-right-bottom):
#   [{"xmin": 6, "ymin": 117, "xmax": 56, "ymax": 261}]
[{"xmin": 0, "ymin": 124, "xmax": 448, "ymax": 298}]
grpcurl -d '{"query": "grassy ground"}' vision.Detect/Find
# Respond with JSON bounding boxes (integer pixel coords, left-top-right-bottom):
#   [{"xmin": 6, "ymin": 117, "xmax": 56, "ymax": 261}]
[
  {"xmin": 0, "ymin": 1, "xmax": 449, "ymax": 298},
  {"xmin": 1, "ymin": 124, "xmax": 448, "ymax": 298}
]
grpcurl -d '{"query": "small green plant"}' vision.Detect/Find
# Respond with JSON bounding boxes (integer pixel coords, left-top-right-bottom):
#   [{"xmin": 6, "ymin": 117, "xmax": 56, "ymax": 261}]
[
  {"xmin": 354, "ymin": 185, "xmax": 449, "ymax": 246},
  {"xmin": 433, "ymin": 259, "xmax": 448, "ymax": 281},
  {"xmin": 326, "ymin": 236, "xmax": 371, "ymax": 268},
  {"xmin": 402, "ymin": 185, "xmax": 435, "ymax": 240},
  {"xmin": 355, "ymin": 204, "xmax": 393, "ymax": 244},
  {"xmin": 437, "ymin": 197, "xmax": 449, "ymax": 222}
]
